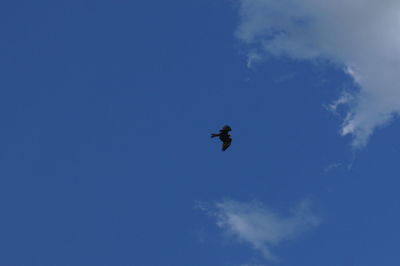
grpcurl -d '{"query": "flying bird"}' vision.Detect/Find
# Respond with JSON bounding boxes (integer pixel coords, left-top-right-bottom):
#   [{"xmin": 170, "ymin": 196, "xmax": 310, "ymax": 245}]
[{"xmin": 211, "ymin": 125, "xmax": 232, "ymax": 151}]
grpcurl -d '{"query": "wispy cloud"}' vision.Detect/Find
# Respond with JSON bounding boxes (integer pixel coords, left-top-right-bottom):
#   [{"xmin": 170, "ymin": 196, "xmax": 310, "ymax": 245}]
[
  {"xmin": 323, "ymin": 162, "xmax": 342, "ymax": 173},
  {"xmin": 246, "ymin": 51, "xmax": 263, "ymax": 68},
  {"xmin": 235, "ymin": 0, "xmax": 400, "ymax": 148},
  {"xmin": 203, "ymin": 199, "xmax": 320, "ymax": 261}
]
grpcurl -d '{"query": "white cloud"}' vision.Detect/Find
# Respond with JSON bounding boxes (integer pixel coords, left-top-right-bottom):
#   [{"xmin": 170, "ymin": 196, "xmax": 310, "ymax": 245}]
[
  {"xmin": 246, "ymin": 51, "xmax": 263, "ymax": 68},
  {"xmin": 235, "ymin": 0, "xmax": 400, "ymax": 148},
  {"xmin": 323, "ymin": 162, "xmax": 343, "ymax": 174},
  {"xmin": 325, "ymin": 92, "xmax": 354, "ymax": 116},
  {"xmin": 208, "ymin": 199, "xmax": 320, "ymax": 261}
]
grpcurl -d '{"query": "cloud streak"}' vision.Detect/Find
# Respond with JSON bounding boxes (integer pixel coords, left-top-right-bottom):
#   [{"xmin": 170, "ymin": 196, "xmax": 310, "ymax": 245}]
[
  {"xmin": 207, "ymin": 199, "xmax": 320, "ymax": 261},
  {"xmin": 235, "ymin": 0, "xmax": 400, "ymax": 147}
]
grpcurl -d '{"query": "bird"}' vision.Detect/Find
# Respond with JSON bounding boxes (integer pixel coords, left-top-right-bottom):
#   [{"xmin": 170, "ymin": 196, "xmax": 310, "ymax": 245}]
[{"xmin": 211, "ymin": 125, "xmax": 232, "ymax": 151}]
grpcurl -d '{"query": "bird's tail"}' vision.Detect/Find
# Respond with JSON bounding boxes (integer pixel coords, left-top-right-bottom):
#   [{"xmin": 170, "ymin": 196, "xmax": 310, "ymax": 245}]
[{"xmin": 211, "ymin": 133, "xmax": 219, "ymax": 138}]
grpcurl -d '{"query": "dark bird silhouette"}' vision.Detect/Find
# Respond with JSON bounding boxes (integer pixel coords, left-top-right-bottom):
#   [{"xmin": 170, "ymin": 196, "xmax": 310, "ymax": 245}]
[{"xmin": 211, "ymin": 125, "xmax": 232, "ymax": 151}]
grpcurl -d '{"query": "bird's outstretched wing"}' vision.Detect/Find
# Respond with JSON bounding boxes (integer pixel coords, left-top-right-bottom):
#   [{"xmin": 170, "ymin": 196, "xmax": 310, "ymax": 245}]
[{"xmin": 221, "ymin": 136, "xmax": 232, "ymax": 151}]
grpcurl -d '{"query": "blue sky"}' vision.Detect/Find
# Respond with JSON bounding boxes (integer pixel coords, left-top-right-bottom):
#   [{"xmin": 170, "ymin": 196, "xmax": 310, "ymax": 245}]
[{"xmin": 2, "ymin": 1, "xmax": 400, "ymax": 265}]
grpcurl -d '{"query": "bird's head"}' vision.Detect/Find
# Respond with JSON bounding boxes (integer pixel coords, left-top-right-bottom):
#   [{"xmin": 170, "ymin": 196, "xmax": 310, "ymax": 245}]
[{"xmin": 222, "ymin": 125, "xmax": 232, "ymax": 131}]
